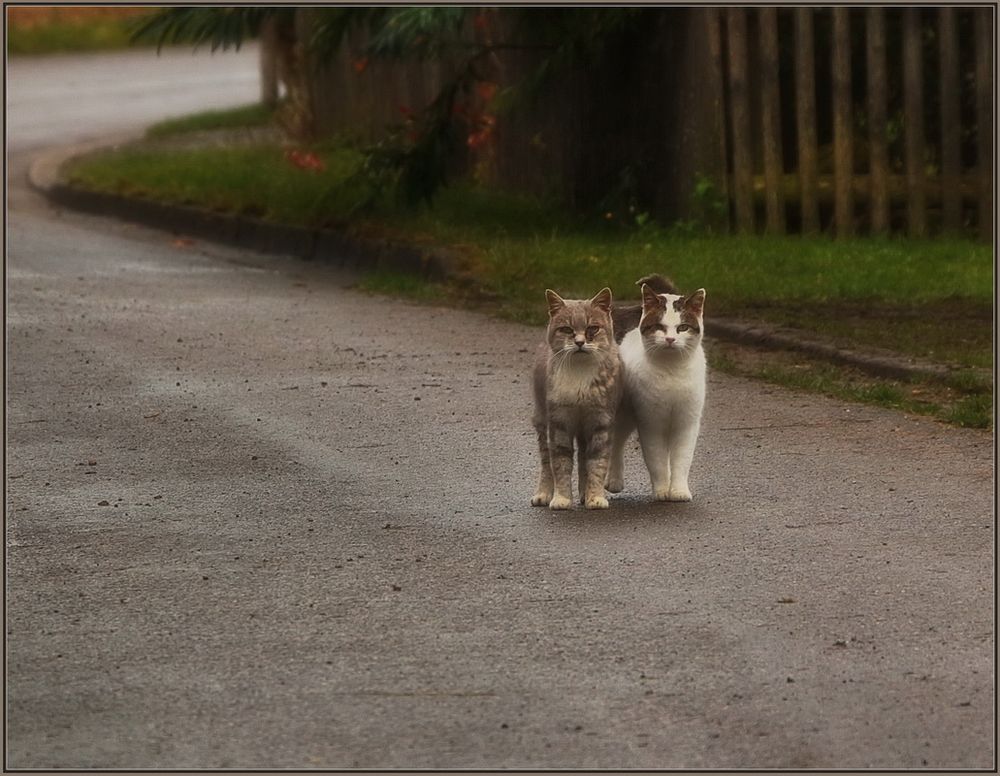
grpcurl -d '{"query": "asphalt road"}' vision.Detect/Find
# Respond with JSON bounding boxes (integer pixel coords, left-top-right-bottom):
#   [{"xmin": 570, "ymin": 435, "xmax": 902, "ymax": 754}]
[{"xmin": 5, "ymin": 48, "xmax": 995, "ymax": 770}]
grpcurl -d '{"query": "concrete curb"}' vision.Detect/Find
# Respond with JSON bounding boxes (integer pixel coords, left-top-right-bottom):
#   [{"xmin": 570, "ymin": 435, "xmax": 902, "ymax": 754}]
[{"xmin": 30, "ymin": 140, "xmax": 972, "ymax": 386}]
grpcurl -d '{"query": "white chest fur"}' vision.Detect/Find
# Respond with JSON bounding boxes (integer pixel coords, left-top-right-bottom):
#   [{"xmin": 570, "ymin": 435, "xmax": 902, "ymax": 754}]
[{"xmin": 619, "ymin": 328, "xmax": 706, "ymax": 419}]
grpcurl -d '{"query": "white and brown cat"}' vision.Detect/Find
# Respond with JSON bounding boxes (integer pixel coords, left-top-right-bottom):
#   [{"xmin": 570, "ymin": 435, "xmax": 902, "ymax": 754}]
[{"xmin": 608, "ymin": 279, "xmax": 707, "ymax": 502}]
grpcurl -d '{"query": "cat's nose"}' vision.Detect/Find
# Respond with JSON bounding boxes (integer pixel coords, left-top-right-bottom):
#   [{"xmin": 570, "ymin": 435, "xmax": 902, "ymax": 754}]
[
  {"xmin": 574, "ymin": 338, "xmax": 586, "ymax": 349},
  {"xmin": 663, "ymin": 337, "xmax": 676, "ymax": 346}
]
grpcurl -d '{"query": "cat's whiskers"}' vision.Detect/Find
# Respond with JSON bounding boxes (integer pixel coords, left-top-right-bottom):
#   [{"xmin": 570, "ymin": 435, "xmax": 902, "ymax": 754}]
[
  {"xmin": 557, "ymin": 346, "xmax": 594, "ymax": 363},
  {"xmin": 643, "ymin": 340, "xmax": 673, "ymax": 356},
  {"xmin": 643, "ymin": 334, "xmax": 699, "ymax": 356},
  {"xmin": 549, "ymin": 347, "xmax": 577, "ymax": 375}
]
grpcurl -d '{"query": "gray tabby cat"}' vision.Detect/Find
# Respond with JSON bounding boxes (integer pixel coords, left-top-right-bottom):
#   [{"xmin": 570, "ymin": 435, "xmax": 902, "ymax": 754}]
[{"xmin": 532, "ymin": 287, "xmax": 621, "ymax": 510}]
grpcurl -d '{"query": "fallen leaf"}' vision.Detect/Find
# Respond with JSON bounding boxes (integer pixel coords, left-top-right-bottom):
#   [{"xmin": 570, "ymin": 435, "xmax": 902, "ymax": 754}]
[{"xmin": 171, "ymin": 237, "xmax": 195, "ymax": 248}]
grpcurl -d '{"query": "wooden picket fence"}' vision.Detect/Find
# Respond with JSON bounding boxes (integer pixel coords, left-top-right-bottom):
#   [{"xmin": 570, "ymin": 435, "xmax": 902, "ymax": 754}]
[{"xmin": 708, "ymin": 7, "xmax": 994, "ymax": 239}]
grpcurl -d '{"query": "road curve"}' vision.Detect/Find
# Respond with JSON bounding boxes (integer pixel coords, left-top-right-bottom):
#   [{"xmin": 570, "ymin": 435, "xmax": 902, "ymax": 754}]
[{"xmin": 5, "ymin": 48, "xmax": 994, "ymax": 770}]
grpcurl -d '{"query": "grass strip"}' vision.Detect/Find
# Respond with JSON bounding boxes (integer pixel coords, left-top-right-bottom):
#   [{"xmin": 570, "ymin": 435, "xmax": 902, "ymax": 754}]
[
  {"xmin": 145, "ymin": 104, "xmax": 279, "ymax": 140},
  {"xmin": 7, "ymin": 9, "xmax": 155, "ymax": 55},
  {"xmin": 708, "ymin": 342, "xmax": 992, "ymax": 429},
  {"xmin": 66, "ymin": 144, "xmax": 368, "ymax": 226}
]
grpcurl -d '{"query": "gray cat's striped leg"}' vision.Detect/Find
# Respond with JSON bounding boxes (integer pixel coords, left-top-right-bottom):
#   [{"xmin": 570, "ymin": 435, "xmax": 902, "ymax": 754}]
[
  {"xmin": 577, "ymin": 435, "xmax": 588, "ymax": 505},
  {"xmin": 547, "ymin": 422, "xmax": 575, "ymax": 510},
  {"xmin": 583, "ymin": 424, "xmax": 611, "ymax": 509},
  {"xmin": 606, "ymin": 412, "xmax": 634, "ymax": 494},
  {"xmin": 531, "ymin": 418, "xmax": 554, "ymax": 506}
]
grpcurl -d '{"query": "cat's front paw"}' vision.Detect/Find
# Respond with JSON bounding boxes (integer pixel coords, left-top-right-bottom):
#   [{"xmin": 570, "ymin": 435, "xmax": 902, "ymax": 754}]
[
  {"xmin": 605, "ymin": 475, "xmax": 624, "ymax": 493},
  {"xmin": 585, "ymin": 495, "xmax": 610, "ymax": 509},
  {"xmin": 666, "ymin": 487, "xmax": 692, "ymax": 502},
  {"xmin": 531, "ymin": 491, "xmax": 552, "ymax": 507},
  {"xmin": 548, "ymin": 494, "xmax": 572, "ymax": 511}
]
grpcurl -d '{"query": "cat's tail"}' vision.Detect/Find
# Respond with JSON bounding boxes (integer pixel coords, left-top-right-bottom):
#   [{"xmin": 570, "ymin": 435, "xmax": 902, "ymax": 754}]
[{"xmin": 635, "ymin": 273, "xmax": 678, "ymax": 295}]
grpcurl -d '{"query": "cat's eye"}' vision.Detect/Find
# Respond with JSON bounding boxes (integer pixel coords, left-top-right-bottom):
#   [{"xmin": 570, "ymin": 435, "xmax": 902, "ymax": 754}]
[
  {"xmin": 677, "ymin": 324, "xmax": 691, "ymax": 333},
  {"xmin": 642, "ymin": 323, "xmax": 667, "ymax": 335},
  {"xmin": 585, "ymin": 325, "xmax": 601, "ymax": 339},
  {"xmin": 557, "ymin": 326, "xmax": 575, "ymax": 335}
]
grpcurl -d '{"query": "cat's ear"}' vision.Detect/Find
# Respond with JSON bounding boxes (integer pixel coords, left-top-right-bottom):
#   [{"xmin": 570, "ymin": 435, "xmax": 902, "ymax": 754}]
[
  {"xmin": 545, "ymin": 289, "xmax": 566, "ymax": 317},
  {"xmin": 590, "ymin": 287, "xmax": 613, "ymax": 313},
  {"xmin": 640, "ymin": 283, "xmax": 665, "ymax": 312},
  {"xmin": 684, "ymin": 288, "xmax": 706, "ymax": 316}
]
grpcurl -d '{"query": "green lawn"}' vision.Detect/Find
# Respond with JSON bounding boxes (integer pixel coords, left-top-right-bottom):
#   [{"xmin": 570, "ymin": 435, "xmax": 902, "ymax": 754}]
[
  {"xmin": 7, "ymin": 12, "xmax": 153, "ymax": 55},
  {"xmin": 63, "ymin": 121, "xmax": 994, "ymax": 428},
  {"xmin": 145, "ymin": 104, "xmax": 279, "ymax": 140},
  {"xmin": 66, "ymin": 143, "xmax": 369, "ymax": 226}
]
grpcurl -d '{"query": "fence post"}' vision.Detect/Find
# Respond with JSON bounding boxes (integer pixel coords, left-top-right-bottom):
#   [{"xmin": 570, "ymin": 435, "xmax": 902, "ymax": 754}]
[
  {"xmin": 795, "ymin": 9, "xmax": 819, "ymax": 235},
  {"xmin": 832, "ymin": 8, "xmax": 854, "ymax": 238},
  {"xmin": 866, "ymin": 8, "xmax": 890, "ymax": 235},
  {"xmin": 903, "ymin": 9, "xmax": 927, "ymax": 237},
  {"xmin": 976, "ymin": 8, "xmax": 994, "ymax": 242},
  {"xmin": 938, "ymin": 8, "xmax": 963, "ymax": 233},
  {"xmin": 760, "ymin": 7, "xmax": 786, "ymax": 234},
  {"xmin": 726, "ymin": 7, "xmax": 755, "ymax": 234},
  {"xmin": 705, "ymin": 8, "xmax": 731, "ymax": 233}
]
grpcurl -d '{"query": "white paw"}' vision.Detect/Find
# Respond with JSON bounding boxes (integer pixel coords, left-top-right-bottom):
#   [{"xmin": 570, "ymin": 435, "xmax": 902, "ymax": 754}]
[
  {"xmin": 585, "ymin": 495, "xmax": 610, "ymax": 510},
  {"xmin": 548, "ymin": 494, "xmax": 572, "ymax": 511},
  {"xmin": 531, "ymin": 492, "xmax": 551, "ymax": 507},
  {"xmin": 653, "ymin": 488, "xmax": 671, "ymax": 502},
  {"xmin": 605, "ymin": 475, "xmax": 624, "ymax": 493},
  {"xmin": 667, "ymin": 487, "xmax": 692, "ymax": 502}
]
